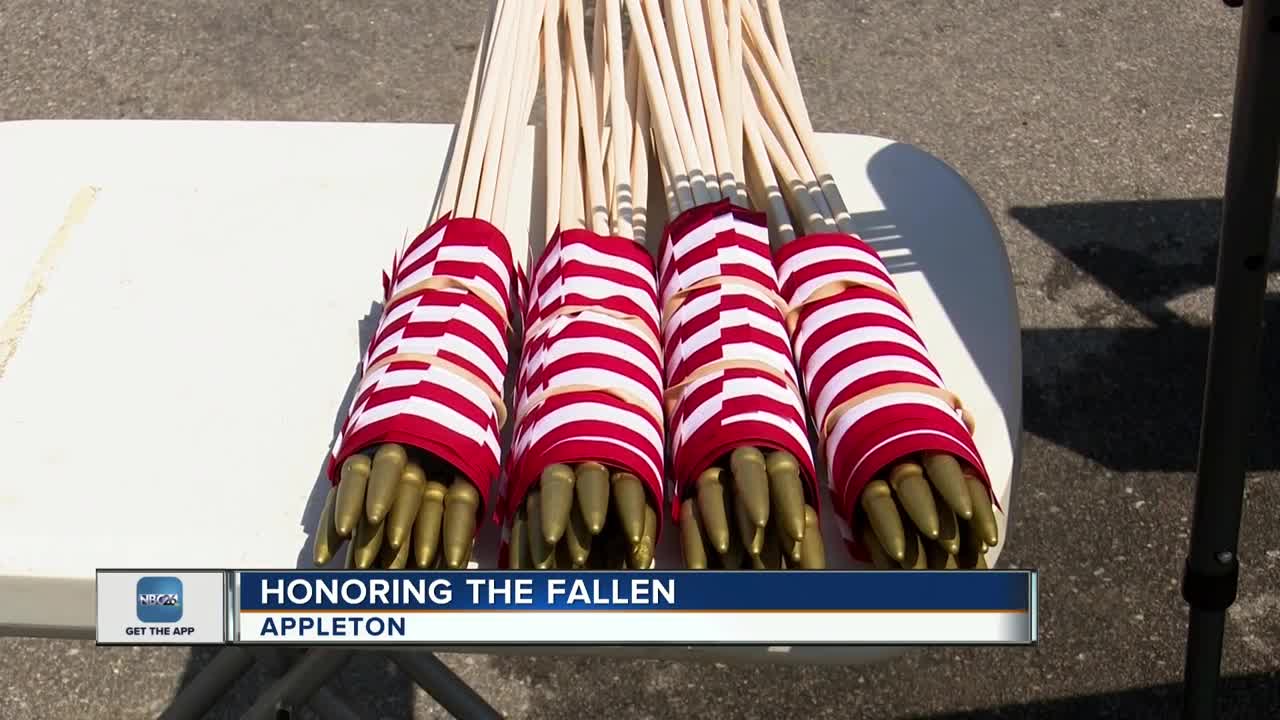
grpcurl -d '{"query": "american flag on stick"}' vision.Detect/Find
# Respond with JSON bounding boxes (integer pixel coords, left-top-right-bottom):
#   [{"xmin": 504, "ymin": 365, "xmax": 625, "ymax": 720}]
[
  {"xmin": 627, "ymin": 0, "xmax": 826, "ymax": 570},
  {"xmin": 741, "ymin": 0, "xmax": 1001, "ymax": 570},
  {"xmin": 311, "ymin": 0, "xmax": 543, "ymax": 571},
  {"xmin": 498, "ymin": 0, "xmax": 667, "ymax": 570}
]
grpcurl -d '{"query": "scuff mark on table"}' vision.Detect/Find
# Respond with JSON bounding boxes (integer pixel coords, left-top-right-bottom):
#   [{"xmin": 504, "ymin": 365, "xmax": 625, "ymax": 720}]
[{"xmin": 0, "ymin": 186, "xmax": 100, "ymax": 380}]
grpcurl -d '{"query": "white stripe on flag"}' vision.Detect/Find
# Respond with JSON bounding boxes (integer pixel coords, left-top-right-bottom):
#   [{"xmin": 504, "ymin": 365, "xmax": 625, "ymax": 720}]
[
  {"xmin": 793, "ymin": 297, "xmax": 918, "ymax": 357},
  {"xmin": 802, "ymin": 326, "xmax": 932, "ymax": 389},
  {"xmin": 348, "ymin": 394, "xmax": 499, "ymax": 458},
  {"xmin": 393, "ymin": 260, "xmax": 507, "ymax": 312},
  {"xmin": 842, "ymin": 428, "xmax": 983, "ymax": 492},
  {"xmin": 811, "ymin": 354, "xmax": 946, "ymax": 424},
  {"xmin": 789, "ymin": 271, "xmax": 897, "ymax": 315},
  {"xmin": 555, "ymin": 242, "xmax": 659, "ymax": 292},
  {"xmin": 515, "ymin": 401, "xmax": 664, "ymax": 457},
  {"xmin": 397, "ymin": 226, "xmax": 447, "ymax": 269},
  {"xmin": 733, "ymin": 214, "xmax": 771, "ymax": 243},
  {"xmin": 670, "ymin": 211, "xmax": 735, "ymax": 258},
  {"xmin": 777, "ymin": 244, "xmax": 890, "ymax": 288},
  {"xmin": 520, "ymin": 366, "xmax": 662, "ymax": 421},
  {"xmin": 536, "ymin": 276, "xmax": 659, "ymax": 326},
  {"xmin": 669, "ymin": 246, "xmax": 778, "ymax": 290},
  {"xmin": 523, "ymin": 334, "xmax": 662, "ymax": 388},
  {"xmin": 541, "ymin": 433, "xmax": 662, "ymax": 484},
  {"xmin": 718, "ymin": 410, "xmax": 812, "ymax": 454},
  {"xmin": 371, "ymin": 332, "xmax": 505, "ymax": 391},
  {"xmin": 674, "ymin": 374, "xmax": 805, "ymax": 443},
  {"xmin": 550, "ymin": 310, "xmax": 662, "ymax": 356},
  {"xmin": 825, "ymin": 391, "xmax": 969, "ymax": 458},
  {"xmin": 376, "ymin": 295, "xmax": 507, "ymax": 363}
]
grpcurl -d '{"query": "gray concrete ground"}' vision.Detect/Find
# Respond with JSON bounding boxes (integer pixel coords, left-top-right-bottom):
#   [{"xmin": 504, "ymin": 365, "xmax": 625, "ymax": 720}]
[{"xmin": 2, "ymin": 0, "xmax": 1278, "ymax": 718}]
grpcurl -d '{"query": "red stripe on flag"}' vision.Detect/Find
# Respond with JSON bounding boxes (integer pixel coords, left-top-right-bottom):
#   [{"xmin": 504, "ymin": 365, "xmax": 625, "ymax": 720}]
[
  {"xmin": 327, "ymin": 218, "xmax": 516, "ymax": 524},
  {"xmin": 775, "ymin": 232, "xmax": 996, "ymax": 560},
  {"xmin": 505, "ymin": 231, "xmax": 666, "ymax": 540},
  {"xmin": 659, "ymin": 202, "xmax": 819, "ymax": 521}
]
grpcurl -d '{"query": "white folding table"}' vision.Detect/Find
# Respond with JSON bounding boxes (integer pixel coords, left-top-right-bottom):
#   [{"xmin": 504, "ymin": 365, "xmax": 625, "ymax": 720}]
[{"xmin": 0, "ymin": 120, "xmax": 1021, "ymax": 717}]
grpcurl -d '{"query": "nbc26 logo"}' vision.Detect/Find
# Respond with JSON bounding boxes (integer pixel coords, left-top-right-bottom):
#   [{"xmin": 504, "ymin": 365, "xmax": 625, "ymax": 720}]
[{"xmin": 136, "ymin": 577, "xmax": 183, "ymax": 623}]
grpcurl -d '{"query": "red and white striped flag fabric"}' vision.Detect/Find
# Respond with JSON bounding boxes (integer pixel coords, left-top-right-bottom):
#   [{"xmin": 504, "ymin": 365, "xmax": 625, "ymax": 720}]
[
  {"xmin": 774, "ymin": 232, "xmax": 998, "ymax": 560},
  {"xmin": 328, "ymin": 214, "xmax": 516, "ymax": 516},
  {"xmin": 659, "ymin": 200, "xmax": 819, "ymax": 522},
  {"xmin": 500, "ymin": 228, "xmax": 666, "ymax": 537}
]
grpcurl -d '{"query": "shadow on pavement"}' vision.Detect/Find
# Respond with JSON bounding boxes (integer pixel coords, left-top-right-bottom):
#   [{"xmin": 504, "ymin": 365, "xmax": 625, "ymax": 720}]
[
  {"xmin": 1011, "ymin": 199, "xmax": 1279, "ymax": 473},
  {"xmin": 918, "ymin": 670, "xmax": 1279, "ymax": 719}
]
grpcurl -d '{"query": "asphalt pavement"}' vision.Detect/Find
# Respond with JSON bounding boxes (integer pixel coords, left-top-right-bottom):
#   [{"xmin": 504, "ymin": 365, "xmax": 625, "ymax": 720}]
[{"xmin": 2, "ymin": 1, "xmax": 1278, "ymax": 718}]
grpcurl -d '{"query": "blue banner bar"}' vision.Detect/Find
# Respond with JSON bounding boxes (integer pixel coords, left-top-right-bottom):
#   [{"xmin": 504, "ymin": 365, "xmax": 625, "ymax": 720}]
[{"xmin": 237, "ymin": 571, "xmax": 1033, "ymax": 612}]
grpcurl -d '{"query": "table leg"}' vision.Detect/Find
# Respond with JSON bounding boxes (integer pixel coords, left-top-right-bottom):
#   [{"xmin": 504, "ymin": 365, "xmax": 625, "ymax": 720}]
[
  {"xmin": 390, "ymin": 653, "xmax": 503, "ymax": 719},
  {"xmin": 158, "ymin": 646, "xmax": 256, "ymax": 720},
  {"xmin": 309, "ymin": 685, "xmax": 369, "ymax": 720},
  {"xmin": 242, "ymin": 649, "xmax": 354, "ymax": 720},
  {"xmin": 252, "ymin": 648, "xmax": 368, "ymax": 720}
]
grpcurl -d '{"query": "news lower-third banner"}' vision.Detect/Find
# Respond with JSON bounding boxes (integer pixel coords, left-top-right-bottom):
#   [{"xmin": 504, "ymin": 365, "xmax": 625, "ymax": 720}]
[{"xmin": 97, "ymin": 570, "xmax": 1037, "ymax": 645}]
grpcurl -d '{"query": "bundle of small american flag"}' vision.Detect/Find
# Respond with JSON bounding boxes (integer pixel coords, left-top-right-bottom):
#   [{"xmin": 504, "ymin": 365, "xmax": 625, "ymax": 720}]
[
  {"xmin": 740, "ymin": 0, "xmax": 1002, "ymax": 569},
  {"xmin": 312, "ymin": 0, "xmax": 543, "ymax": 571},
  {"xmin": 626, "ymin": 0, "xmax": 826, "ymax": 569},
  {"xmin": 312, "ymin": 0, "xmax": 1001, "ymax": 574},
  {"xmin": 498, "ymin": 0, "xmax": 666, "ymax": 569}
]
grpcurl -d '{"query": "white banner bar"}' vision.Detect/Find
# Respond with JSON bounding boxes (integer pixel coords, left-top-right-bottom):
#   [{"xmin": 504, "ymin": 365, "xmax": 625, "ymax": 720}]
[{"xmin": 235, "ymin": 610, "xmax": 1032, "ymax": 645}]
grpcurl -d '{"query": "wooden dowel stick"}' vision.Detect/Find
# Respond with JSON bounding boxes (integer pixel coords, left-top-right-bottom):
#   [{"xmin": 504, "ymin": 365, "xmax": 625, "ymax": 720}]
[
  {"xmin": 561, "ymin": 55, "xmax": 585, "ymax": 229},
  {"xmin": 590, "ymin": 0, "xmax": 616, "ymax": 224},
  {"xmin": 477, "ymin": 0, "xmax": 542, "ymax": 221},
  {"xmin": 605, "ymin": 0, "xmax": 634, "ymax": 239},
  {"xmin": 490, "ymin": 0, "xmax": 546, "ymax": 232},
  {"xmin": 543, "ymin": 0, "xmax": 564, "ymax": 240},
  {"xmin": 609, "ymin": 36, "xmax": 645, "ymax": 220},
  {"xmin": 726, "ymin": 0, "xmax": 746, "ymax": 192},
  {"xmin": 636, "ymin": 0, "xmax": 709, "ymax": 207},
  {"xmin": 741, "ymin": 0, "xmax": 854, "ymax": 233},
  {"xmin": 743, "ymin": 103, "xmax": 795, "ymax": 244},
  {"xmin": 623, "ymin": 0, "xmax": 694, "ymax": 212},
  {"xmin": 592, "ymin": 0, "xmax": 610, "ymax": 144},
  {"xmin": 591, "ymin": 6, "xmax": 612, "ymax": 219},
  {"xmin": 630, "ymin": 62, "xmax": 653, "ymax": 245},
  {"xmin": 434, "ymin": 0, "xmax": 503, "ymax": 222},
  {"xmin": 566, "ymin": 0, "xmax": 610, "ymax": 234},
  {"xmin": 743, "ymin": 43, "xmax": 833, "ymax": 223},
  {"xmin": 656, "ymin": 130, "xmax": 680, "ymax": 221},
  {"xmin": 705, "ymin": 0, "xmax": 747, "ymax": 207},
  {"xmin": 455, "ymin": 0, "xmax": 520, "ymax": 217},
  {"xmin": 604, "ymin": 125, "xmax": 616, "ymax": 219},
  {"xmin": 668, "ymin": 0, "xmax": 720, "ymax": 199},
  {"xmin": 764, "ymin": 0, "xmax": 802, "ymax": 91},
  {"xmin": 620, "ymin": 39, "xmax": 640, "ymax": 216},
  {"xmin": 745, "ymin": 88, "xmax": 831, "ymax": 235},
  {"xmin": 684, "ymin": 0, "xmax": 738, "ymax": 204}
]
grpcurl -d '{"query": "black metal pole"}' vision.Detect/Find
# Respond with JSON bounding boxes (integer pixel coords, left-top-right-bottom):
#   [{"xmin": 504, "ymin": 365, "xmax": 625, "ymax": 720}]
[{"xmin": 1181, "ymin": 2, "xmax": 1280, "ymax": 718}]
